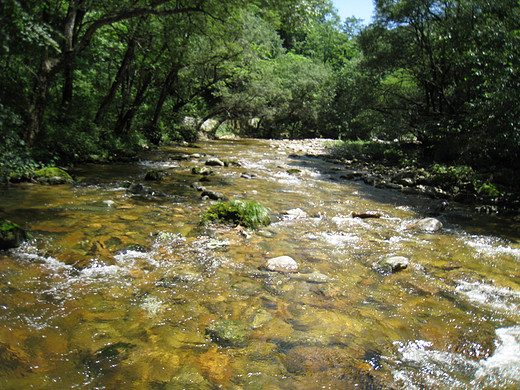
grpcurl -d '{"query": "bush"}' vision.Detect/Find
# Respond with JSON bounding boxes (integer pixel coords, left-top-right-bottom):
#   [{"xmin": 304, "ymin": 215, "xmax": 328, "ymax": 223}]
[{"xmin": 201, "ymin": 199, "xmax": 270, "ymax": 229}]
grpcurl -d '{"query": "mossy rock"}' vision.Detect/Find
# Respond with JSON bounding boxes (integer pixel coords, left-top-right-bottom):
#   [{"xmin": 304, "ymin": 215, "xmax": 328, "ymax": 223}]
[
  {"xmin": 200, "ymin": 199, "xmax": 270, "ymax": 229},
  {"xmin": 478, "ymin": 183, "xmax": 500, "ymax": 197},
  {"xmin": 32, "ymin": 167, "xmax": 74, "ymax": 185},
  {"xmin": 144, "ymin": 169, "xmax": 164, "ymax": 181},
  {"xmin": 206, "ymin": 319, "xmax": 250, "ymax": 347},
  {"xmin": 192, "ymin": 166, "xmax": 213, "ymax": 175},
  {"xmin": 287, "ymin": 168, "xmax": 302, "ymax": 175},
  {"xmin": 0, "ymin": 218, "xmax": 28, "ymax": 249}
]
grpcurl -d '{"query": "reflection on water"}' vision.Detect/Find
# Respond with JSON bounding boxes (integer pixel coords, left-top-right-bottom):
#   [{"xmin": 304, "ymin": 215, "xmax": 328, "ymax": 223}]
[{"xmin": 0, "ymin": 139, "xmax": 519, "ymax": 389}]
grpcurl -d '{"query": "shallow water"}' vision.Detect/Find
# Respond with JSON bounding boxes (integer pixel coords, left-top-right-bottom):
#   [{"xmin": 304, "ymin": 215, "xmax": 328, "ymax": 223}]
[{"xmin": 1, "ymin": 139, "xmax": 519, "ymax": 389}]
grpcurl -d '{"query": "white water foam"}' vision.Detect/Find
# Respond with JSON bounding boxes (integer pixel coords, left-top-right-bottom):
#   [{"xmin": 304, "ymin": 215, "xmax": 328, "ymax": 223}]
[
  {"xmin": 472, "ymin": 326, "xmax": 520, "ymax": 388},
  {"xmin": 456, "ymin": 281, "xmax": 520, "ymax": 315},
  {"xmin": 465, "ymin": 235, "xmax": 520, "ymax": 259},
  {"xmin": 393, "ymin": 326, "xmax": 520, "ymax": 389}
]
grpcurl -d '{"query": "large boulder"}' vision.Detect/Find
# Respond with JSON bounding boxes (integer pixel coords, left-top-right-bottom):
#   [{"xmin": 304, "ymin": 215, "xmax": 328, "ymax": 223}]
[
  {"xmin": 0, "ymin": 218, "xmax": 28, "ymax": 249},
  {"xmin": 32, "ymin": 167, "xmax": 74, "ymax": 185}
]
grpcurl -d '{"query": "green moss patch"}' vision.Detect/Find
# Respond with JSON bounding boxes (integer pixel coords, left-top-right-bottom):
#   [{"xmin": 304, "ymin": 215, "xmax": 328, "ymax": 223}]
[
  {"xmin": 200, "ymin": 199, "xmax": 270, "ymax": 229},
  {"xmin": 32, "ymin": 167, "xmax": 74, "ymax": 185},
  {"xmin": 0, "ymin": 218, "xmax": 27, "ymax": 249}
]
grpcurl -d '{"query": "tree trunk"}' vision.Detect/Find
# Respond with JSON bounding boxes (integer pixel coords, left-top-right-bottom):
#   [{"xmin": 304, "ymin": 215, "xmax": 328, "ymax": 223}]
[
  {"xmin": 25, "ymin": 68, "xmax": 51, "ymax": 145},
  {"xmin": 95, "ymin": 38, "xmax": 136, "ymax": 124},
  {"xmin": 150, "ymin": 66, "xmax": 179, "ymax": 129},
  {"xmin": 115, "ymin": 73, "xmax": 152, "ymax": 135}
]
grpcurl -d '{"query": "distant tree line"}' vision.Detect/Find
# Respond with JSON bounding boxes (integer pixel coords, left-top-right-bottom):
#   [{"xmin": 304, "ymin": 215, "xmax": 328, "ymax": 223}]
[{"xmin": 1, "ymin": 0, "xmax": 519, "ymax": 179}]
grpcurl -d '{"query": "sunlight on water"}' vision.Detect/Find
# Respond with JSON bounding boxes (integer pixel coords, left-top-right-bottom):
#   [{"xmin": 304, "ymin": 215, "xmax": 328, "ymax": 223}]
[{"xmin": 0, "ymin": 139, "xmax": 519, "ymax": 389}]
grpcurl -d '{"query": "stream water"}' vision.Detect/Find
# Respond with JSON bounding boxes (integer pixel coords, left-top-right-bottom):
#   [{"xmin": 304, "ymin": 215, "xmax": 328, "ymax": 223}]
[{"xmin": 1, "ymin": 139, "xmax": 519, "ymax": 389}]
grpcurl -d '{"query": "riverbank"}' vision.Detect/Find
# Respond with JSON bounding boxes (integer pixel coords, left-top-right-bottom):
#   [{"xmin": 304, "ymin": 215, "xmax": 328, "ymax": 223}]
[{"xmin": 268, "ymin": 138, "xmax": 520, "ymax": 215}]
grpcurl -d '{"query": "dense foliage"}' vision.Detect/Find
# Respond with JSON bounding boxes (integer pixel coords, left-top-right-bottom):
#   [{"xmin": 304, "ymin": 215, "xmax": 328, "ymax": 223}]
[{"xmin": 1, "ymin": 0, "xmax": 519, "ymax": 182}]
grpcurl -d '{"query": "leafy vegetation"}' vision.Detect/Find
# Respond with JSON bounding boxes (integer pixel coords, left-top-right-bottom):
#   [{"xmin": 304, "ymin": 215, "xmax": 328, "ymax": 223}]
[
  {"xmin": 0, "ymin": 0, "xmax": 519, "ymax": 195},
  {"xmin": 201, "ymin": 199, "xmax": 271, "ymax": 229}
]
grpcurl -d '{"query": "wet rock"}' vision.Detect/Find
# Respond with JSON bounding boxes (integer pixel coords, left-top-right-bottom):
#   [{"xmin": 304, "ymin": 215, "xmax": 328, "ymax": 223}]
[
  {"xmin": 352, "ymin": 211, "xmax": 382, "ymax": 219},
  {"xmin": 206, "ymin": 319, "xmax": 250, "ymax": 347},
  {"xmin": 192, "ymin": 166, "xmax": 213, "ymax": 175},
  {"xmin": 198, "ymin": 349, "xmax": 232, "ymax": 387},
  {"xmin": 32, "ymin": 167, "xmax": 74, "ymax": 185},
  {"xmin": 287, "ymin": 168, "xmax": 302, "ymax": 175},
  {"xmin": 293, "ymin": 271, "xmax": 329, "ymax": 284},
  {"xmin": 363, "ymin": 174, "xmax": 380, "ymax": 186},
  {"xmin": 412, "ymin": 217, "xmax": 443, "ymax": 233},
  {"xmin": 340, "ymin": 169, "xmax": 362, "ymax": 180},
  {"xmin": 0, "ymin": 217, "xmax": 28, "ymax": 249},
  {"xmin": 144, "ymin": 169, "xmax": 164, "ymax": 181},
  {"xmin": 377, "ymin": 256, "xmax": 410, "ymax": 274},
  {"xmin": 257, "ymin": 229, "xmax": 276, "ymax": 238},
  {"xmin": 240, "ymin": 173, "xmax": 257, "ymax": 179},
  {"xmin": 205, "ymin": 158, "xmax": 225, "ymax": 167},
  {"xmin": 384, "ymin": 182, "xmax": 404, "ymax": 190},
  {"xmin": 86, "ymin": 342, "xmax": 136, "ymax": 374},
  {"xmin": 191, "ymin": 181, "xmax": 206, "ymax": 191},
  {"xmin": 201, "ymin": 189, "xmax": 226, "ymax": 201},
  {"xmin": 0, "ymin": 341, "xmax": 32, "ymax": 377},
  {"xmin": 392, "ymin": 171, "xmax": 416, "ymax": 186},
  {"xmin": 251, "ymin": 308, "xmax": 273, "ymax": 329},
  {"xmin": 127, "ymin": 183, "xmax": 147, "ymax": 194},
  {"xmin": 283, "ymin": 208, "xmax": 308, "ymax": 220},
  {"xmin": 265, "ymin": 256, "xmax": 299, "ymax": 273}
]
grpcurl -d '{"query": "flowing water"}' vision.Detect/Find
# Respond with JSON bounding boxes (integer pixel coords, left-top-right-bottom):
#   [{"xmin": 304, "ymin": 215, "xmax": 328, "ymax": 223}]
[{"xmin": 1, "ymin": 139, "xmax": 519, "ymax": 389}]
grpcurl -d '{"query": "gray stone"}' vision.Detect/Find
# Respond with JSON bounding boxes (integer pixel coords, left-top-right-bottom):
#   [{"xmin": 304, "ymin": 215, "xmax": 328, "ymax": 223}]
[
  {"xmin": 265, "ymin": 256, "xmax": 299, "ymax": 273},
  {"xmin": 205, "ymin": 158, "xmax": 225, "ymax": 167},
  {"xmin": 284, "ymin": 208, "xmax": 308, "ymax": 220},
  {"xmin": 378, "ymin": 256, "xmax": 410, "ymax": 274},
  {"xmin": 192, "ymin": 166, "xmax": 213, "ymax": 175},
  {"xmin": 413, "ymin": 217, "xmax": 443, "ymax": 232},
  {"xmin": 201, "ymin": 190, "xmax": 226, "ymax": 201}
]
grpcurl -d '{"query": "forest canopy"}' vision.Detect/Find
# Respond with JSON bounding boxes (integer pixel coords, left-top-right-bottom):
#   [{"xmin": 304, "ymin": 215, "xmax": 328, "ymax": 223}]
[{"xmin": 1, "ymin": 0, "xmax": 519, "ymax": 180}]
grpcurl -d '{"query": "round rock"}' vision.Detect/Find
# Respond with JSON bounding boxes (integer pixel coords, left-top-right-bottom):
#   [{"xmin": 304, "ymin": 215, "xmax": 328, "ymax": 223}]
[
  {"xmin": 265, "ymin": 256, "xmax": 299, "ymax": 273},
  {"xmin": 379, "ymin": 256, "xmax": 410, "ymax": 273},
  {"xmin": 413, "ymin": 217, "xmax": 443, "ymax": 233}
]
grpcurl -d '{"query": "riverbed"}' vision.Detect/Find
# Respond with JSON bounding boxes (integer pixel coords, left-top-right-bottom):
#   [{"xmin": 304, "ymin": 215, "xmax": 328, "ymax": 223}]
[{"xmin": 0, "ymin": 139, "xmax": 519, "ymax": 389}]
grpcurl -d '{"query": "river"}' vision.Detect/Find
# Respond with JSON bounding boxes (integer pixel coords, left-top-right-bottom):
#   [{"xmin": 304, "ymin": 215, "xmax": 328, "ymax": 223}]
[{"xmin": 0, "ymin": 139, "xmax": 519, "ymax": 389}]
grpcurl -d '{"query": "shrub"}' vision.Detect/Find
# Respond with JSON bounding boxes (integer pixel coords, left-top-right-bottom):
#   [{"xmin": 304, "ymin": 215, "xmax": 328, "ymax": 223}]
[{"xmin": 201, "ymin": 199, "xmax": 270, "ymax": 229}]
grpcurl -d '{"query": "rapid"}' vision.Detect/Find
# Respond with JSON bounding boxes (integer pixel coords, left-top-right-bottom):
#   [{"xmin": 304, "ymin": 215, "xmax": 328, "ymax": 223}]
[{"xmin": 0, "ymin": 139, "xmax": 519, "ymax": 389}]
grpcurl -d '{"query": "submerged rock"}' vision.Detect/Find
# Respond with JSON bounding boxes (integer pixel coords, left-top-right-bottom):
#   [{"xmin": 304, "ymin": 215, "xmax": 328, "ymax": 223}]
[
  {"xmin": 412, "ymin": 217, "xmax": 443, "ymax": 233},
  {"xmin": 32, "ymin": 167, "xmax": 74, "ymax": 185},
  {"xmin": 0, "ymin": 217, "xmax": 28, "ymax": 249},
  {"xmin": 206, "ymin": 319, "xmax": 250, "ymax": 347},
  {"xmin": 265, "ymin": 256, "xmax": 299, "ymax": 273}
]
